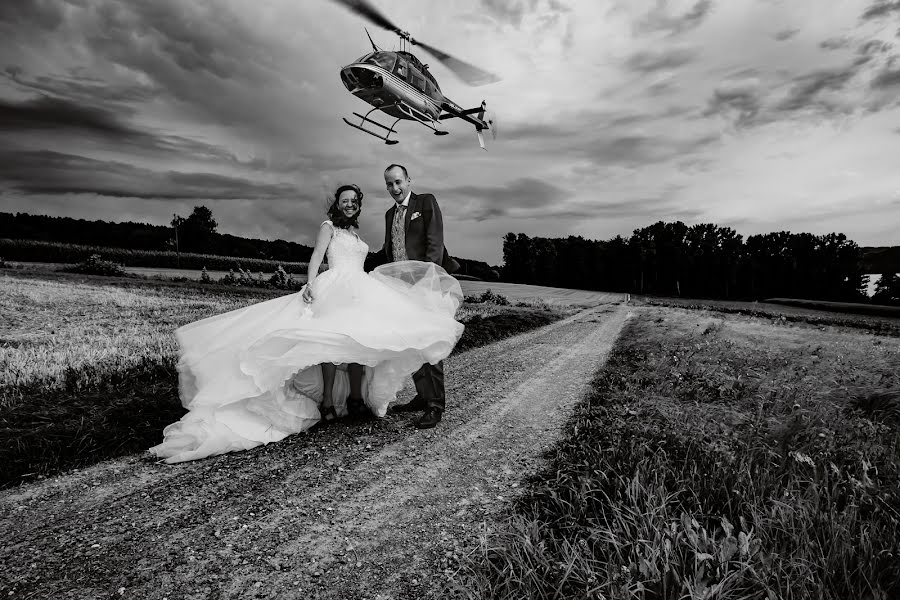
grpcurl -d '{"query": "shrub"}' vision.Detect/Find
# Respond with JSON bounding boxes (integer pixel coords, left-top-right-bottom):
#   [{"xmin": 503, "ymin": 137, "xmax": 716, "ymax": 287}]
[
  {"xmin": 465, "ymin": 289, "xmax": 510, "ymax": 306},
  {"xmin": 60, "ymin": 254, "xmax": 127, "ymax": 277}
]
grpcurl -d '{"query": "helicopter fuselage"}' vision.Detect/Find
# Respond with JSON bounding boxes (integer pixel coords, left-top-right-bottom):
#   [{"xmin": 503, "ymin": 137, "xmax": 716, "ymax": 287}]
[
  {"xmin": 340, "ymin": 50, "xmax": 444, "ymax": 121},
  {"xmin": 339, "ymin": 49, "xmax": 492, "ymax": 147}
]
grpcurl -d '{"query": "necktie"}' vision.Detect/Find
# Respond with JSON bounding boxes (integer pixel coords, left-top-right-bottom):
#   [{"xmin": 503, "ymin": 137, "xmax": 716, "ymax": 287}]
[{"xmin": 391, "ymin": 204, "xmax": 407, "ymax": 262}]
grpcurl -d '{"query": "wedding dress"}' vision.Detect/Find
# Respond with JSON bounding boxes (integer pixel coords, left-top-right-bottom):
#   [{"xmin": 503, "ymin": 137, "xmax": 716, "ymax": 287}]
[{"xmin": 149, "ymin": 221, "xmax": 464, "ymax": 463}]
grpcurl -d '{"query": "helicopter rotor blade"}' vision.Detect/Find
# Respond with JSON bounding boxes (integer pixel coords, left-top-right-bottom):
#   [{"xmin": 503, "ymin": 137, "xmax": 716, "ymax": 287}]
[
  {"xmin": 328, "ymin": 0, "xmax": 501, "ymax": 86},
  {"xmin": 414, "ymin": 39, "xmax": 501, "ymax": 87},
  {"xmin": 329, "ymin": 0, "xmax": 403, "ymax": 35}
]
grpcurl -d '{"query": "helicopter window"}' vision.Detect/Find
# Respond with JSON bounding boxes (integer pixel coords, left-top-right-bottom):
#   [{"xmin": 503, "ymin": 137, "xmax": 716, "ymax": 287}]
[
  {"xmin": 409, "ymin": 70, "xmax": 427, "ymax": 92},
  {"xmin": 368, "ymin": 52, "xmax": 396, "ymax": 71},
  {"xmin": 394, "ymin": 58, "xmax": 408, "ymax": 79}
]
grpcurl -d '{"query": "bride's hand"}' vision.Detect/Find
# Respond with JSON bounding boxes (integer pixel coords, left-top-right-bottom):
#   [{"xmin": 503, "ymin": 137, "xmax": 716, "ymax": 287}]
[{"xmin": 302, "ymin": 285, "xmax": 314, "ymax": 303}]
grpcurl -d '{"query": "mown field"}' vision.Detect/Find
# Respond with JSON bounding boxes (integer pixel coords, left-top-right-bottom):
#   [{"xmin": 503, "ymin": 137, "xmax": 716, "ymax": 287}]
[
  {"xmin": 456, "ymin": 304, "xmax": 900, "ymax": 599},
  {"xmin": 0, "ymin": 269, "xmax": 577, "ymax": 488}
]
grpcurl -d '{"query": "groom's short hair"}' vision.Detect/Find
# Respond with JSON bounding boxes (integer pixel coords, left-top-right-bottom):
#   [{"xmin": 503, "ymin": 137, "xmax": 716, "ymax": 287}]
[{"xmin": 384, "ymin": 163, "xmax": 409, "ymax": 178}]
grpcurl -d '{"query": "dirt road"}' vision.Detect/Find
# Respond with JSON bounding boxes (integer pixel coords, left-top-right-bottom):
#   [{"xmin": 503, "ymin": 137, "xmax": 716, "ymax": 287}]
[{"xmin": 1, "ymin": 300, "xmax": 630, "ymax": 599}]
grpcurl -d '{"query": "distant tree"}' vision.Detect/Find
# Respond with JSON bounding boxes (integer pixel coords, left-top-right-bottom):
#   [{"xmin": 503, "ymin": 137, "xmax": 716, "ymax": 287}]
[
  {"xmin": 502, "ymin": 232, "xmax": 536, "ymax": 283},
  {"xmin": 172, "ymin": 206, "xmax": 218, "ymax": 253},
  {"xmin": 872, "ymin": 272, "xmax": 900, "ymax": 306},
  {"xmin": 185, "ymin": 206, "xmax": 218, "ymax": 234}
]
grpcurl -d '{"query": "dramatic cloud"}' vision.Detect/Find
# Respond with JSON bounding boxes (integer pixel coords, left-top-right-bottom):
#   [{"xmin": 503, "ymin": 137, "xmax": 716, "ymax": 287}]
[
  {"xmin": 704, "ymin": 79, "xmax": 764, "ymax": 128},
  {"xmin": 774, "ymin": 28, "xmax": 800, "ymax": 42},
  {"xmin": 861, "ymin": 1, "xmax": 900, "ymax": 20},
  {"xmin": 0, "ymin": 0, "xmax": 898, "ymax": 261},
  {"xmin": 0, "ymin": 150, "xmax": 302, "ymax": 201},
  {"xmin": 820, "ymin": 37, "xmax": 851, "ymax": 50},
  {"xmin": 635, "ymin": 0, "xmax": 714, "ymax": 36},
  {"xmin": 624, "ymin": 47, "xmax": 697, "ymax": 73},
  {"xmin": 776, "ymin": 66, "xmax": 860, "ymax": 113},
  {"xmin": 0, "ymin": 95, "xmax": 137, "ymax": 137},
  {"xmin": 438, "ymin": 177, "xmax": 571, "ymax": 220},
  {"xmin": 479, "ymin": 0, "xmax": 540, "ymax": 26},
  {"xmin": 872, "ymin": 67, "xmax": 900, "ymax": 87}
]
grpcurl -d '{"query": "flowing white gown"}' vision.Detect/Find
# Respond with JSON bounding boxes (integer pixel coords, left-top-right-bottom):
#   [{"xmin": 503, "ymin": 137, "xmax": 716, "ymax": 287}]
[{"xmin": 149, "ymin": 221, "xmax": 464, "ymax": 463}]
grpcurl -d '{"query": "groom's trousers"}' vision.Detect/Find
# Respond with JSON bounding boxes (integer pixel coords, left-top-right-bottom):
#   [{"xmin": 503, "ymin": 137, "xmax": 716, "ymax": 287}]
[{"xmin": 413, "ymin": 361, "xmax": 445, "ymax": 410}]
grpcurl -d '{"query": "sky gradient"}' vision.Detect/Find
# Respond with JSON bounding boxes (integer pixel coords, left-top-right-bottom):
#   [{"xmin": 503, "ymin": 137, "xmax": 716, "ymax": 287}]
[{"xmin": 1, "ymin": 0, "xmax": 899, "ymax": 264}]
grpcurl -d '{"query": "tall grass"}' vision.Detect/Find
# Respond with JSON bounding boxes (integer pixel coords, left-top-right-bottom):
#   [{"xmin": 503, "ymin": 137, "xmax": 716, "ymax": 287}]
[{"xmin": 455, "ymin": 310, "xmax": 900, "ymax": 599}]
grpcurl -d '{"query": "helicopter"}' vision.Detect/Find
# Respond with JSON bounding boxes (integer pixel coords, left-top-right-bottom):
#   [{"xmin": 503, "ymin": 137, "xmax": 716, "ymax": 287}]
[{"xmin": 330, "ymin": 0, "xmax": 500, "ymax": 149}]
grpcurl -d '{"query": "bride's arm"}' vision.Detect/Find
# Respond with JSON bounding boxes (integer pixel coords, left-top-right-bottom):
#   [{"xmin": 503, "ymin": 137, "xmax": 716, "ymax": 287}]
[{"xmin": 303, "ymin": 223, "xmax": 333, "ymax": 302}]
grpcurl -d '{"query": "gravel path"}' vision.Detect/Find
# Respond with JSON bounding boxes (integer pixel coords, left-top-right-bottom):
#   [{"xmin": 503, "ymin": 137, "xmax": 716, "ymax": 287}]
[{"xmin": 1, "ymin": 300, "xmax": 630, "ymax": 599}]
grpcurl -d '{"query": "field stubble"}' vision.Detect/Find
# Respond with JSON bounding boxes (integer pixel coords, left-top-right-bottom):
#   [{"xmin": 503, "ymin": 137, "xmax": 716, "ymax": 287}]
[{"xmin": 0, "ymin": 271, "xmax": 575, "ymax": 487}]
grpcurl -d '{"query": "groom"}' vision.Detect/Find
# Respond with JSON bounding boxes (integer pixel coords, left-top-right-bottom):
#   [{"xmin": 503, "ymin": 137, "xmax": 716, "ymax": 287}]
[{"xmin": 381, "ymin": 163, "xmax": 459, "ymax": 429}]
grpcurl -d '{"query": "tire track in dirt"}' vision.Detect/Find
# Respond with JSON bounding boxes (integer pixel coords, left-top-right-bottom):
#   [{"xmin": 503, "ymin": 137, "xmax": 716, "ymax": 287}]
[{"xmin": 1, "ymin": 301, "xmax": 630, "ymax": 599}]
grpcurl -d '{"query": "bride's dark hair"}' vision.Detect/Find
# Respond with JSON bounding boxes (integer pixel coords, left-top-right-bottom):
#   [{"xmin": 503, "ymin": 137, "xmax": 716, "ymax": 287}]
[{"xmin": 327, "ymin": 184, "xmax": 363, "ymax": 229}]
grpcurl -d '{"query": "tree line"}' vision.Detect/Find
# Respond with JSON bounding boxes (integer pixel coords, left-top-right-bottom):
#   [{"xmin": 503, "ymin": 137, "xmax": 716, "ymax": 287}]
[
  {"xmin": 3, "ymin": 210, "xmax": 896, "ymax": 303},
  {"xmin": 0, "ymin": 209, "xmax": 316, "ymax": 263},
  {"xmin": 1, "ymin": 208, "xmax": 503, "ymax": 282},
  {"xmin": 503, "ymin": 221, "xmax": 899, "ymax": 304}
]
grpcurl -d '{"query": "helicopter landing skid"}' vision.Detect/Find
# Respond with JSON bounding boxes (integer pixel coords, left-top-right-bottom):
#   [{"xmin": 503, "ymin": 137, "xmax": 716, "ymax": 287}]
[
  {"xmin": 343, "ymin": 106, "xmax": 401, "ymax": 145},
  {"xmin": 394, "ymin": 103, "xmax": 448, "ymax": 136}
]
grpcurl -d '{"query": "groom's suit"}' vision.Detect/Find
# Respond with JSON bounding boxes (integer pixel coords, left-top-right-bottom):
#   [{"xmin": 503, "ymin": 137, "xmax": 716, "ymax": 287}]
[
  {"xmin": 382, "ymin": 191, "xmax": 460, "ymax": 273},
  {"xmin": 382, "ymin": 191, "xmax": 459, "ymax": 413}
]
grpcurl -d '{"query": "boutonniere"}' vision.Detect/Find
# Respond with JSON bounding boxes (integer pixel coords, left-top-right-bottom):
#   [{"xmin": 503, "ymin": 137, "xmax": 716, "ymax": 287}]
[{"xmin": 410, "ymin": 211, "xmax": 421, "ymax": 221}]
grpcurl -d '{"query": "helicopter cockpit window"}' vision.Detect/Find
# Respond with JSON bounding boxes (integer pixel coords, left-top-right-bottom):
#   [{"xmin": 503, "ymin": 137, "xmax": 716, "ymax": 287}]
[
  {"xmin": 393, "ymin": 58, "xmax": 408, "ymax": 79},
  {"xmin": 367, "ymin": 52, "xmax": 396, "ymax": 71}
]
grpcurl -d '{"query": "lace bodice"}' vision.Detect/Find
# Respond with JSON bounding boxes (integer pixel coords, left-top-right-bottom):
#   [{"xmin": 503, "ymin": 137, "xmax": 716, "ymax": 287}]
[{"xmin": 324, "ymin": 221, "xmax": 369, "ymax": 272}]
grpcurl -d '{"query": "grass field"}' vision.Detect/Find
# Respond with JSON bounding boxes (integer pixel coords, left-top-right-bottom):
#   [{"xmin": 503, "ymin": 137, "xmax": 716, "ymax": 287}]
[
  {"xmin": 636, "ymin": 295, "xmax": 900, "ymax": 336},
  {"xmin": 4, "ymin": 261, "xmax": 624, "ymax": 306},
  {"xmin": 0, "ymin": 269, "xmax": 574, "ymax": 487},
  {"xmin": 456, "ymin": 305, "xmax": 900, "ymax": 599}
]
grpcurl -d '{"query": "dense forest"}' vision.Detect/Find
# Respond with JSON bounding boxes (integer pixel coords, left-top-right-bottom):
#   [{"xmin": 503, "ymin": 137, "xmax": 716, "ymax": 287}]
[{"xmin": 502, "ymin": 222, "xmax": 900, "ymax": 304}]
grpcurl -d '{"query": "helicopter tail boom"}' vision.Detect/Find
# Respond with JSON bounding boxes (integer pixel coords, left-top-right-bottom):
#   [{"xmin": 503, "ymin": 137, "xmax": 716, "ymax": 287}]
[{"xmin": 440, "ymin": 100, "xmax": 492, "ymax": 150}]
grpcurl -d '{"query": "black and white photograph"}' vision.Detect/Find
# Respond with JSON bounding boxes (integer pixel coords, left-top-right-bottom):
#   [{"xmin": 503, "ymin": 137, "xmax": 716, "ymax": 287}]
[{"xmin": 1, "ymin": 0, "xmax": 899, "ymax": 598}]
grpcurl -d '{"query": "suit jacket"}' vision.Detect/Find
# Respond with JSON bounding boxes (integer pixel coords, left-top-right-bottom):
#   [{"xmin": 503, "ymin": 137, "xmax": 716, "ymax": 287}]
[{"xmin": 381, "ymin": 191, "xmax": 460, "ymax": 273}]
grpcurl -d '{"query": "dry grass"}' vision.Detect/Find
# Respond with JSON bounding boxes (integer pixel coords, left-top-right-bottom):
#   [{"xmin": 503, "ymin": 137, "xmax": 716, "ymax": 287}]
[
  {"xmin": 454, "ymin": 307, "xmax": 900, "ymax": 599},
  {"xmin": 0, "ymin": 272, "xmax": 567, "ymax": 487},
  {"xmin": 0, "ymin": 276, "xmax": 251, "ymax": 396}
]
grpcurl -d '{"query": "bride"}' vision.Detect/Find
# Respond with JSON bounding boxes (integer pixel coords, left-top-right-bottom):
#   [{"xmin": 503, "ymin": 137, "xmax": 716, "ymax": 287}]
[{"xmin": 149, "ymin": 183, "xmax": 464, "ymax": 463}]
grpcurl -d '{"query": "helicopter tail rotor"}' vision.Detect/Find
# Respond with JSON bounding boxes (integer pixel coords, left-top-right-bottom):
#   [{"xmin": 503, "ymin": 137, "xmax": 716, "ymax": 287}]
[{"xmin": 486, "ymin": 109, "xmax": 498, "ymax": 141}]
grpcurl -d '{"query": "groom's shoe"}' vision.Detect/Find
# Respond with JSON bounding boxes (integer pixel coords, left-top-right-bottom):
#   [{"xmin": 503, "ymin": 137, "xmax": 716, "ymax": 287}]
[
  {"xmin": 346, "ymin": 396, "xmax": 373, "ymax": 421},
  {"xmin": 415, "ymin": 408, "xmax": 443, "ymax": 429},
  {"xmin": 393, "ymin": 395, "xmax": 428, "ymax": 412}
]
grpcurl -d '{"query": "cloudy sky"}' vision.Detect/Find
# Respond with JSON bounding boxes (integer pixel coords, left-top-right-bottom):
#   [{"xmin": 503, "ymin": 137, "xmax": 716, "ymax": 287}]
[{"xmin": 1, "ymin": 0, "xmax": 899, "ymax": 264}]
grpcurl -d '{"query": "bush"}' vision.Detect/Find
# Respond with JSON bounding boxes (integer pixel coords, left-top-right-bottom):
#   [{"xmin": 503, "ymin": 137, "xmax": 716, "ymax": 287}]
[
  {"xmin": 464, "ymin": 289, "xmax": 510, "ymax": 306},
  {"xmin": 60, "ymin": 254, "xmax": 127, "ymax": 277},
  {"xmin": 217, "ymin": 266, "xmax": 304, "ymax": 291}
]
